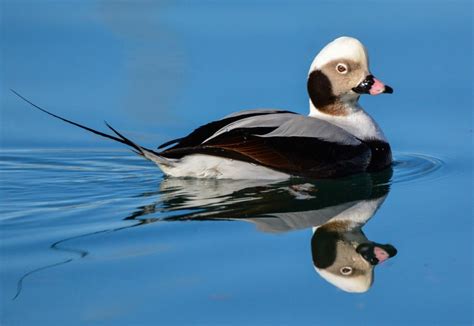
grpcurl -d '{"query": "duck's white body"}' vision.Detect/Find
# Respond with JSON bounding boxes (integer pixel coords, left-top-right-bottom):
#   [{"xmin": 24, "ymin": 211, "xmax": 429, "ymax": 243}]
[{"xmin": 158, "ymin": 153, "xmax": 290, "ymax": 180}]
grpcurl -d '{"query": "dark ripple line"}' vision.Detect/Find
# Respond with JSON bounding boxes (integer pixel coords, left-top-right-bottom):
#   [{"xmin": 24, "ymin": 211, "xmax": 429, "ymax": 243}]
[{"xmin": 11, "ymin": 221, "xmax": 145, "ymax": 301}]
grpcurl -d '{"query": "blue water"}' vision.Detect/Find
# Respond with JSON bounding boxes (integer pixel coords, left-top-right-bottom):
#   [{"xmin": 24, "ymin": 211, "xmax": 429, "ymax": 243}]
[{"xmin": 1, "ymin": 0, "xmax": 472, "ymax": 325}]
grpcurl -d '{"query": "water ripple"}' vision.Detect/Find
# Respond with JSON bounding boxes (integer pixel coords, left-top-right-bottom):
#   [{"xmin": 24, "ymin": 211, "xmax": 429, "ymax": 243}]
[{"xmin": 392, "ymin": 152, "xmax": 445, "ymax": 185}]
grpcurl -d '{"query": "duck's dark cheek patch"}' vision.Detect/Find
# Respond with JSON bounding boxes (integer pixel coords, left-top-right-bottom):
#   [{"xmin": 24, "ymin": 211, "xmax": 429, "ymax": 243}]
[
  {"xmin": 307, "ymin": 70, "xmax": 336, "ymax": 108},
  {"xmin": 312, "ymin": 228, "xmax": 339, "ymax": 268}
]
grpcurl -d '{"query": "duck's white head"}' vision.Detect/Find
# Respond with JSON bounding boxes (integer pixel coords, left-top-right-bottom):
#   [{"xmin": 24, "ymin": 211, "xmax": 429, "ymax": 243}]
[{"xmin": 307, "ymin": 37, "xmax": 393, "ymax": 116}]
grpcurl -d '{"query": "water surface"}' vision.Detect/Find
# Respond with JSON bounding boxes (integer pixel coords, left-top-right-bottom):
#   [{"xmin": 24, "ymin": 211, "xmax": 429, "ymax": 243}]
[{"xmin": 1, "ymin": 0, "xmax": 472, "ymax": 325}]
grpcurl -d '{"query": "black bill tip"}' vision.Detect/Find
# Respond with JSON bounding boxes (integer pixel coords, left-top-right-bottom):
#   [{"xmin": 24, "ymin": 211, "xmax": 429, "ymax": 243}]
[{"xmin": 383, "ymin": 85, "xmax": 394, "ymax": 94}]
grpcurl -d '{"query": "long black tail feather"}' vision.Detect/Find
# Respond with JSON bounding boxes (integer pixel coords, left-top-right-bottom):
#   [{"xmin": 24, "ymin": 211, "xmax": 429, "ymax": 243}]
[
  {"xmin": 10, "ymin": 89, "xmax": 161, "ymax": 157},
  {"xmin": 104, "ymin": 121, "xmax": 143, "ymax": 155}
]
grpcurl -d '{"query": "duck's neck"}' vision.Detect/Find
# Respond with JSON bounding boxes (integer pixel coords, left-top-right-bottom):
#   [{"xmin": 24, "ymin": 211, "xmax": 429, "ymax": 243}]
[
  {"xmin": 311, "ymin": 196, "xmax": 388, "ymax": 233},
  {"xmin": 309, "ymin": 99, "xmax": 387, "ymax": 142}
]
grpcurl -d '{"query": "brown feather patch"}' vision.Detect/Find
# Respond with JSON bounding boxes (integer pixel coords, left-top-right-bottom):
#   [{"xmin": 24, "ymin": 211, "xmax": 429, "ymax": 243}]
[{"xmin": 205, "ymin": 136, "xmax": 295, "ymax": 171}]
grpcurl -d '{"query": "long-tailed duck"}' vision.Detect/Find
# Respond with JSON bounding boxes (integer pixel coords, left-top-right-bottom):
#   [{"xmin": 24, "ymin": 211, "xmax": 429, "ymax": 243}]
[{"xmin": 13, "ymin": 36, "xmax": 393, "ymax": 180}]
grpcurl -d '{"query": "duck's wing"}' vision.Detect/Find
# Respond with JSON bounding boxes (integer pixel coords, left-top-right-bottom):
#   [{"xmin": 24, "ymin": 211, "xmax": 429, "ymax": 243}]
[
  {"xmin": 157, "ymin": 109, "xmax": 297, "ymax": 149},
  {"xmin": 160, "ymin": 114, "xmax": 371, "ymax": 178}
]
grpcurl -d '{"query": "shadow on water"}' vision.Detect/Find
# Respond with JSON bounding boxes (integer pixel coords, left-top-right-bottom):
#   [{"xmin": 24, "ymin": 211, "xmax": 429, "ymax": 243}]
[{"xmin": 13, "ymin": 163, "xmax": 400, "ymax": 298}]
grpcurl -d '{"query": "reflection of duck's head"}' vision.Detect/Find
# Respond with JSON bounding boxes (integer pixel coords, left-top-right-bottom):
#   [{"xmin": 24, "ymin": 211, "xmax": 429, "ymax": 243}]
[{"xmin": 311, "ymin": 200, "xmax": 397, "ymax": 293}]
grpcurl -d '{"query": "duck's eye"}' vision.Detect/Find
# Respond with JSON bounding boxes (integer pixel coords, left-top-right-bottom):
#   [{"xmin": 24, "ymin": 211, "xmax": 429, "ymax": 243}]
[
  {"xmin": 336, "ymin": 63, "xmax": 348, "ymax": 74},
  {"xmin": 340, "ymin": 266, "xmax": 353, "ymax": 275}
]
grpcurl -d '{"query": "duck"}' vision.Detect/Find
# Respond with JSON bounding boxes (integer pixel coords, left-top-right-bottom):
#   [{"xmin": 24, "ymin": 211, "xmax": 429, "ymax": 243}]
[{"xmin": 13, "ymin": 36, "xmax": 393, "ymax": 180}]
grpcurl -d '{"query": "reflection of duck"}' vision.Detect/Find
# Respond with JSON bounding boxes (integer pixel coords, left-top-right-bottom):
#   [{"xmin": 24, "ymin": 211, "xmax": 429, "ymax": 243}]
[
  {"xmin": 135, "ymin": 169, "xmax": 396, "ymax": 293},
  {"xmin": 14, "ymin": 36, "xmax": 393, "ymax": 179}
]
